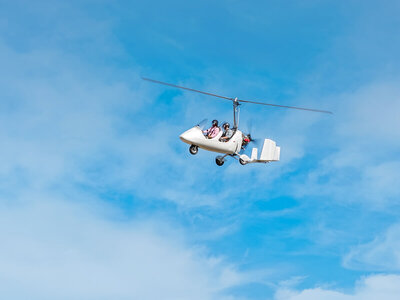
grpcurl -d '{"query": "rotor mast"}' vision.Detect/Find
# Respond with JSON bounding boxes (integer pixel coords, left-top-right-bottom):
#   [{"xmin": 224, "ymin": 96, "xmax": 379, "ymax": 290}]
[{"xmin": 233, "ymin": 98, "xmax": 240, "ymax": 129}]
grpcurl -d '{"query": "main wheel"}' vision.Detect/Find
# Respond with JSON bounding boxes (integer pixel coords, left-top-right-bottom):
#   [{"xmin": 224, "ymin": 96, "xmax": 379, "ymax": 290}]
[
  {"xmin": 239, "ymin": 158, "xmax": 247, "ymax": 165},
  {"xmin": 189, "ymin": 145, "xmax": 198, "ymax": 155},
  {"xmin": 216, "ymin": 156, "xmax": 225, "ymax": 166}
]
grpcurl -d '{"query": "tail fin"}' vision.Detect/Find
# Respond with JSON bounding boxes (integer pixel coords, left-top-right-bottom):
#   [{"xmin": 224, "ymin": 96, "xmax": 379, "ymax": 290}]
[{"xmin": 259, "ymin": 139, "xmax": 280, "ymax": 162}]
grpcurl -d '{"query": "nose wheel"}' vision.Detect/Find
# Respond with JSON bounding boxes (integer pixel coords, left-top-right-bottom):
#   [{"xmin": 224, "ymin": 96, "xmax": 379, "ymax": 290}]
[
  {"xmin": 216, "ymin": 156, "xmax": 225, "ymax": 166},
  {"xmin": 189, "ymin": 145, "xmax": 198, "ymax": 155}
]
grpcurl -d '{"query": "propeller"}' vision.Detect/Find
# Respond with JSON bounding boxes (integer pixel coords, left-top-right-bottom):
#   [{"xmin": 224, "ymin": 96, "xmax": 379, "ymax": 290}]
[
  {"xmin": 246, "ymin": 119, "xmax": 254, "ymax": 136},
  {"xmin": 142, "ymin": 77, "xmax": 333, "ymax": 114},
  {"xmin": 243, "ymin": 119, "xmax": 260, "ymax": 147},
  {"xmin": 247, "ymin": 133, "xmax": 259, "ymax": 144},
  {"xmin": 243, "ymin": 132, "xmax": 260, "ymax": 149}
]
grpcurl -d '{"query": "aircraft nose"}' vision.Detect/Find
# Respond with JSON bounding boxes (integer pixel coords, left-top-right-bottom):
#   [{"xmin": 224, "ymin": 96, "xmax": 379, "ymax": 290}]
[
  {"xmin": 179, "ymin": 127, "xmax": 199, "ymax": 145},
  {"xmin": 179, "ymin": 131, "xmax": 190, "ymax": 144}
]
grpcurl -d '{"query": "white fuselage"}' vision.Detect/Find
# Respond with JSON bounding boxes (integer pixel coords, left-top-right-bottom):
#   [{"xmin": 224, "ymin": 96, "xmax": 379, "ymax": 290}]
[{"xmin": 180, "ymin": 126, "xmax": 243, "ymax": 154}]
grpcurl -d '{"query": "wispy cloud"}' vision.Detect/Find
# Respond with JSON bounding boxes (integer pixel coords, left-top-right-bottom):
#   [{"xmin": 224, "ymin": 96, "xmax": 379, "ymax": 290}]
[
  {"xmin": 288, "ymin": 80, "xmax": 400, "ymax": 209},
  {"xmin": 0, "ymin": 194, "xmax": 246, "ymax": 299},
  {"xmin": 343, "ymin": 223, "xmax": 400, "ymax": 272},
  {"xmin": 2, "ymin": 1, "xmax": 400, "ymax": 299},
  {"xmin": 275, "ymin": 274, "xmax": 400, "ymax": 300}
]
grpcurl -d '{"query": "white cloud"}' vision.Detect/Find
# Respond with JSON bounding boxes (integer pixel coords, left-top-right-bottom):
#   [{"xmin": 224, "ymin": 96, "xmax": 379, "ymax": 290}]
[
  {"xmin": 275, "ymin": 274, "xmax": 400, "ymax": 300},
  {"xmin": 343, "ymin": 224, "xmax": 400, "ymax": 272},
  {"xmin": 290, "ymin": 80, "xmax": 400, "ymax": 208},
  {"xmin": 0, "ymin": 37, "xmax": 236, "ymax": 209},
  {"xmin": 0, "ymin": 8, "xmax": 256, "ymax": 299},
  {"xmin": 0, "ymin": 18, "xmax": 260, "ymax": 298},
  {"xmin": 0, "ymin": 194, "xmax": 245, "ymax": 300}
]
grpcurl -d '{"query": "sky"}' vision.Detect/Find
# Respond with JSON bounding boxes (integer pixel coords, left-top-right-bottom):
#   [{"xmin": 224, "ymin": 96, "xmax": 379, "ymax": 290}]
[{"xmin": 0, "ymin": 0, "xmax": 400, "ymax": 299}]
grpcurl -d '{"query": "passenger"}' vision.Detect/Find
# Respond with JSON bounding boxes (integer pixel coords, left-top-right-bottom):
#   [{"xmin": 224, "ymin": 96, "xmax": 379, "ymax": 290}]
[
  {"xmin": 220, "ymin": 122, "xmax": 233, "ymax": 142},
  {"xmin": 203, "ymin": 119, "xmax": 220, "ymax": 139}
]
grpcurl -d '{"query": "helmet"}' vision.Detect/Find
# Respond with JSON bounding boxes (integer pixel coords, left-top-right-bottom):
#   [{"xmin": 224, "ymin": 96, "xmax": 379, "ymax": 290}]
[
  {"xmin": 223, "ymin": 122, "xmax": 230, "ymax": 129},
  {"xmin": 212, "ymin": 119, "xmax": 218, "ymax": 126}
]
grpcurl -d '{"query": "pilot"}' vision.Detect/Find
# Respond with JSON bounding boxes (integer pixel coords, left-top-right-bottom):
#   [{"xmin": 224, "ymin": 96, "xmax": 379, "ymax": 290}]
[
  {"xmin": 203, "ymin": 119, "xmax": 220, "ymax": 139},
  {"xmin": 220, "ymin": 122, "xmax": 233, "ymax": 142}
]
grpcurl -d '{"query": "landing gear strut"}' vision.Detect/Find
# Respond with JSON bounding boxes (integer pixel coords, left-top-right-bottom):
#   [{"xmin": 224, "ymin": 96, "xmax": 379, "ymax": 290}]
[
  {"xmin": 189, "ymin": 145, "xmax": 198, "ymax": 155},
  {"xmin": 216, "ymin": 156, "xmax": 225, "ymax": 166}
]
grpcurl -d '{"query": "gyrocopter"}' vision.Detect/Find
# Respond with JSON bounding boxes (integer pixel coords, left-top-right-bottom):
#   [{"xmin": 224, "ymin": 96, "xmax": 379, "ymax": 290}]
[{"xmin": 142, "ymin": 77, "xmax": 332, "ymax": 166}]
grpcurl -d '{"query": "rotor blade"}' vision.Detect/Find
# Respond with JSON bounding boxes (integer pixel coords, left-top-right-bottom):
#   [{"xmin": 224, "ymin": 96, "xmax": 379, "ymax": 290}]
[
  {"xmin": 142, "ymin": 77, "xmax": 332, "ymax": 114},
  {"xmin": 141, "ymin": 77, "xmax": 234, "ymax": 101},
  {"xmin": 238, "ymin": 98, "xmax": 333, "ymax": 114}
]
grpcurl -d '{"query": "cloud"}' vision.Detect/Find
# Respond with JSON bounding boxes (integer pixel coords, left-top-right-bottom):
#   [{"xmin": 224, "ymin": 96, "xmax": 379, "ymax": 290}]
[
  {"xmin": 0, "ymin": 194, "xmax": 246, "ymax": 300},
  {"xmin": 274, "ymin": 274, "xmax": 400, "ymax": 300},
  {"xmin": 343, "ymin": 223, "xmax": 400, "ymax": 272},
  {"xmin": 289, "ymin": 80, "xmax": 400, "ymax": 208},
  {"xmin": 0, "ymin": 37, "xmax": 235, "ymax": 209},
  {"xmin": 2, "ymin": 3, "xmax": 400, "ymax": 299},
  {"xmin": 0, "ymin": 9, "xmax": 271, "ymax": 298},
  {"xmin": 0, "ymin": 8, "xmax": 254, "ymax": 298},
  {"xmin": 0, "ymin": 41, "xmax": 253, "ymax": 296}
]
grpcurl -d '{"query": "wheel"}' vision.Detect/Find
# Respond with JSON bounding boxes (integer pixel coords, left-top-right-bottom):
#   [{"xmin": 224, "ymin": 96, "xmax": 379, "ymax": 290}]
[
  {"xmin": 239, "ymin": 158, "xmax": 247, "ymax": 165},
  {"xmin": 216, "ymin": 156, "xmax": 225, "ymax": 166},
  {"xmin": 189, "ymin": 145, "xmax": 198, "ymax": 155}
]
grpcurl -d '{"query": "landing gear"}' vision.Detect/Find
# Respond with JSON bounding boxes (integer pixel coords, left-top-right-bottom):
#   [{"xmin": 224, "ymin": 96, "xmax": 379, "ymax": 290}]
[
  {"xmin": 215, "ymin": 156, "xmax": 225, "ymax": 166},
  {"xmin": 239, "ymin": 158, "xmax": 247, "ymax": 165},
  {"xmin": 189, "ymin": 145, "xmax": 198, "ymax": 155}
]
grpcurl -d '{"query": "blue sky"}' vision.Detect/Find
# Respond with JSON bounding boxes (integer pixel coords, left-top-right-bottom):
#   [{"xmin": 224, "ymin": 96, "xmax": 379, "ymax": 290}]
[{"xmin": 1, "ymin": 0, "xmax": 400, "ymax": 299}]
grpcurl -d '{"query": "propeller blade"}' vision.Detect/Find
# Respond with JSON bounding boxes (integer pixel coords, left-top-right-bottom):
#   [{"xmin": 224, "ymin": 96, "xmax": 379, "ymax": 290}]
[
  {"xmin": 243, "ymin": 132, "xmax": 260, "ymax": 148},
  {"xmin": 246, "ymin": 120, "xmax": 254, "ymax": 136}
]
